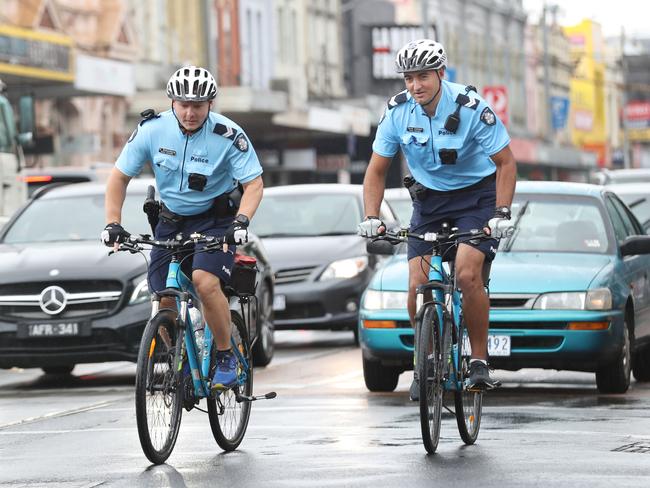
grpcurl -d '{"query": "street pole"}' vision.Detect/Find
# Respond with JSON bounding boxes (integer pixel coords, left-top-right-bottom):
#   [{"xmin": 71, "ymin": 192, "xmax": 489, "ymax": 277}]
[
  {"xmin": 542, "ymin": 4, "xmax": 553, "ymax": 143},
  {"xmin": 421, "ymin": 0, "xmax": 429, "ymax": 38},
  {"xmin": 621, "ymin": 27, "xmax": 631, "ymax": 168}
]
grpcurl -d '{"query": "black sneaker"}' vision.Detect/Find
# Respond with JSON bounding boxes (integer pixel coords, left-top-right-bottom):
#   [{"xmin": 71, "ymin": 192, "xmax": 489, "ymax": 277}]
[
  {"xmin": 409, "ymin": 378, "xmax": 419, "ymax": 401},
  {"xmin": 467, "ymin": 361, "xmax": 498, "ymax": 390}
]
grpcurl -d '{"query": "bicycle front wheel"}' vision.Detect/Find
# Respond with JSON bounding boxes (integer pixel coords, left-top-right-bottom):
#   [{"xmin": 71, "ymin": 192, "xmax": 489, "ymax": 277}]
[
  {"xmin": 207, "ymin": 310, "xmax": 252, "ymax": 451},
  {"xmin": 418, "ymin": 304, "xmax": 444, "ymax": 454},
  {"xmin": 454, "ymin": 320, "xmax": 483, "ymax": 444},
  {"xmin": 135, "ymin": 311, "xmax": 183, "ymax": 464}
]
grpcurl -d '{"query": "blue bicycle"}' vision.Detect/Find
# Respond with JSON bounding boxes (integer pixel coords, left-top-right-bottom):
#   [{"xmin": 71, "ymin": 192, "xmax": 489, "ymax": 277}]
[
  {"xmin": 115, "ymin": 230, "xmax": 275, "ymax": 464},
  {"xmin": 371, "ymin": 223, "xmax": 495, "ymax": 454}
]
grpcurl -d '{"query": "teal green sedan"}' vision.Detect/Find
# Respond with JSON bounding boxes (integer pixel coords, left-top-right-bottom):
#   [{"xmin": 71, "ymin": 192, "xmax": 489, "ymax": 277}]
[{"xmin": 361, "ymin": 181, "xmax": 650, "ymax": 394}]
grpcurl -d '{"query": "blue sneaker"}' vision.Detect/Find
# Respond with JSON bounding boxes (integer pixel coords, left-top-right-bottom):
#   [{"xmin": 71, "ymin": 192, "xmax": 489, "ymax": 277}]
[{"xmin": 211, "ymin": 350, "xmax": 238, "ymax": 390}]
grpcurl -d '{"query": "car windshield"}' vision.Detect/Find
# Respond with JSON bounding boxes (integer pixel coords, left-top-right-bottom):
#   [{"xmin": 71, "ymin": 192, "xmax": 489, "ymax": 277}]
[
  {"xmin": 2, "ymin": 194, "xmax": 150, "ymax": 244},
  {"xmin": 617, "ymin": 193, "xmax": 650, "ymax": 229},
  {"xmin": 503, "ymin": 195, "xmax": 610, "ymax": 253},
  {"xmin": 386, "ymin": 197, "xmax": 413, "ymax": 224},
  {"xmin": 251, "ymin": 193, "xmax": 361, "ymax": 238}
]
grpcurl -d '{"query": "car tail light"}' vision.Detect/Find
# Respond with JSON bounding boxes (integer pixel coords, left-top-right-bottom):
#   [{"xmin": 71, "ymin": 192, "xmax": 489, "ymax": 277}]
[{"xmin": 22, "ymin": 175, "xmax": 53, "ymax": 183}]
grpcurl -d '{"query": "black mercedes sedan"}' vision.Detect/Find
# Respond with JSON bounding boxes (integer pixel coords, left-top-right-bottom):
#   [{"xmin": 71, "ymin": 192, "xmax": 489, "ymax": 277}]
[
  {"xmin": 0, "ymin": 179, "xmax": 275, "ymax": 374},
  {"xmin": 250, "ymin": 184, "xmax": 398, "ymax": 342}
]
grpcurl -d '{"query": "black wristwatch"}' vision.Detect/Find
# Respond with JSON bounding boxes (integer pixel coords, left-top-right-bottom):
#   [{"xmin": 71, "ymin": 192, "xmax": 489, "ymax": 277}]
[
  {"xmin": 495, "ymin": 206, "xmax": 511, "ymax": 220},
  {"xmin": 234, "ymin": 214, "xmax": 250, "ymax": 227}
]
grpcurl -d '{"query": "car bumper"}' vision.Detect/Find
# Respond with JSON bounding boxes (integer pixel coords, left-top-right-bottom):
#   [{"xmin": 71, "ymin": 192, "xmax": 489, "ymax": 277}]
[
  {"xmin": 0, "ymin": 302, "xmax": 150, "ymax": 369},
  {"xmin": 359, "ymin": 308, "xmax": 625, "ymax": 373},
  {"xmin": 359, "ymin": 310, "xmax": 414, "ymax": 368},
  {"xmin": 488, "ymin": 309, "xmax": 625, "ymax": 372},
  {"xmin": 273, "ymin": 271, "xmax": 370, "ymax": 330}
]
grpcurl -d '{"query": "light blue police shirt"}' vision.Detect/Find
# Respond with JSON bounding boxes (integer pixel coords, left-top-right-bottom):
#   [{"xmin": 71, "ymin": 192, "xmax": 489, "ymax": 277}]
[
  {"xmin": 372, "ymin": 80, "xmax": 510, "ymax": 191},
  {"xmin": 116, "ymin": 110, "xmax": 263, "ymax": 215}
]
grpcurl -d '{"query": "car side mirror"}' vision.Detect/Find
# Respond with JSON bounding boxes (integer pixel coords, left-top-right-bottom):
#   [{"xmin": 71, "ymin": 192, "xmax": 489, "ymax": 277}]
[
  {"xmin": 620, "ymin": 235, "xmax": 650, "ymax": 256},
  {"xmin": 366, "ymin": 239, "xmax": 395, "ymax": 255}
]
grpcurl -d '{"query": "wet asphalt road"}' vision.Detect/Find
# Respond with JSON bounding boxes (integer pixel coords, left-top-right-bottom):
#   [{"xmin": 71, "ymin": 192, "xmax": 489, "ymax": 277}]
[{"xmin": 1, "ymin": 330, "xmax": 650, "ymax": 488}]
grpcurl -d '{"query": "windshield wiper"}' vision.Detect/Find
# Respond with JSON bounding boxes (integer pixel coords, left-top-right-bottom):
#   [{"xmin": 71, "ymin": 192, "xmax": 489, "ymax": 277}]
[
  {"xmin": 314, "ymin": 231, "xmax": 355, "ymax": 236},
  {"xmin": 628, "ymin": 197, "xmax": 647, "ymax": 209},
  {"xmin": 502, "ymin": 200, "xmax": 529, "ymax": 253},
  {"xmin": 255, "ymin": 232, "xmax": 314, "ymax": 238}
]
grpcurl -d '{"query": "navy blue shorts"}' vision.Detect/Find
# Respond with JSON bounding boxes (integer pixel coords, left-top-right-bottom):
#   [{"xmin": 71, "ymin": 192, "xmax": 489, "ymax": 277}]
[
  {"xmin": 148, "ymin": 215, "xmax": 235, "ymax": 293},
  {"xmin": 407, "ymin": 179, "xmax": 498, "ymax": 262}
]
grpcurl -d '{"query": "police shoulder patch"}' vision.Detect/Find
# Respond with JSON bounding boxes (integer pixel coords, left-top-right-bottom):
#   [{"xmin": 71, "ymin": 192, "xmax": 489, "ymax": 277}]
[
  {"xmin": 234, "ymin": 133, "xmax": 249, "ymax": 152},
  {"xmin": 127, "ymin": 125, "xmax": 138, "ymax": 143},
  {"xmin": 387, "ymin": 89, "xmax": 408, "ymax": 110},
  {"xmin": 480, "ymin": 107, "xmax": 497, "ymax": 126},
  {"xmin": 213, "ymin": 123, "xmax": 238, "ymax": 140}
]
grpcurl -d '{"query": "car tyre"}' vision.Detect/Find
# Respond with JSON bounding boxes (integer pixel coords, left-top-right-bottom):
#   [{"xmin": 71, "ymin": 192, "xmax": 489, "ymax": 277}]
[
  {"xmin": 42, "ymin": 365, "xmax": 74, "ymax": 375},
  {"xmin": 596, "ymin": 323, "xmax": 631, "ymax": 394},
  {"xmin": 363, "ymin": 356, "xmax": 399, "ymax": 392},
  {"xmin": 252, "ymin": 283, "xmax": 275, "ymax": 367},
  {"xmin": 632, "ymin": 343, "xmax": 650, "ymax": 382}
]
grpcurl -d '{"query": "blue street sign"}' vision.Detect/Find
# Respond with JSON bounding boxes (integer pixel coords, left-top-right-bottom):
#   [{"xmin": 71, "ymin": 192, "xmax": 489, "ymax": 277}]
[
  {"xmin": 446, "ymin": 67, "xmax": 456, "ymax": 83},
  {"xmin": 551, "ymin": 96, "xmax": 570, "ymax": 129}
]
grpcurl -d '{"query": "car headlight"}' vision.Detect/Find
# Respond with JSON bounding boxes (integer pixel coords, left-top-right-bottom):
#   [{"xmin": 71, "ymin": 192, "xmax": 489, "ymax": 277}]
[
  {"xmin": 129, "ymin": 273, "xmax": 150, "ymax": 305},
  {"xmin": 533, "ymin": 288, "xmax": 612, "ymax": 310},
  {"xmin": 362, "ymin": 289, "xmax": 408, "ymax": 310},
  {"xmin": 319, "ymin": 256, "xmax": 368, "ymax": 281}
]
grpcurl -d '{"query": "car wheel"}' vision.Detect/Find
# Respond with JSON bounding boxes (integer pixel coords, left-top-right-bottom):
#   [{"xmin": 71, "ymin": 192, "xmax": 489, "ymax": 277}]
[
  {"xmin": 42, "ymin": 365, "xmax": 75, "ymax": 375},
  {"xmin": 362, "ymin": 356, "xmax": 399, "ymax": 392},
  {"xmin": 596, "ymin": 323, "xmax": 631, "ymax": 394},
  {"xmin": 632, "ymin": 343, "xmax": 650, "ymax": 382},
  {"xmin": 252, "ymin": 283, "xmax": 275, "ymax": 367}
]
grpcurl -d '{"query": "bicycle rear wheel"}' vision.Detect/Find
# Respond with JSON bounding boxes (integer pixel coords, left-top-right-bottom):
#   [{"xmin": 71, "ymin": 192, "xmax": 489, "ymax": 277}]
[
  {"xmin": 207, "ymin": 310, "xmax": 252, "ymax": 451},
  {"xmin": 418, "ymin": 304, "xmax": 444, "ymax": 454},
  {"xmin": 454, "ymin": 319, "xmax": 483, "ymax": 444},
  {"xmin": 135, "ymin": 311, "xmax": 183, "ymax": 464}
]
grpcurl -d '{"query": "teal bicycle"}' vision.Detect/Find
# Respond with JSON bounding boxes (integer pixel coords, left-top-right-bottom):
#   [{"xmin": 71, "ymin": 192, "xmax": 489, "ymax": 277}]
[
  {"xmin": 370, "ymin": 223, "xmax": 497, "ymax": 454},
  {"xmin": 115, "ymin": 228, "xmax": 275, "ymax": 464}
]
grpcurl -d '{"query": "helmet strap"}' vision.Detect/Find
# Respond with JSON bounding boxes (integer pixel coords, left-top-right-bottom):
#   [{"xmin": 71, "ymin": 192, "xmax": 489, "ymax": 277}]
[
  {"xmin": 171, "ymin": 102, "xmax": 210, "ymax": 135},
  {"xmin": 420, "ymin": 70, "xmax": 442, "ymax": 110}
]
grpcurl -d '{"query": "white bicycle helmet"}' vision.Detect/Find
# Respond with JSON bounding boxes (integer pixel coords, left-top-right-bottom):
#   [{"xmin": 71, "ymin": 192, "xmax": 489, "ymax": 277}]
[
  {"xmin": 395, "ymin": 39, "xmax": 447, "ymax": 73},
  {"xmin": 166, "ymin": 66, "xmax": 217, "ymax": 101}
]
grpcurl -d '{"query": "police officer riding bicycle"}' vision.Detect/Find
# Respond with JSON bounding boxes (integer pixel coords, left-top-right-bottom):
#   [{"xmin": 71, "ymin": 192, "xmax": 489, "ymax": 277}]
[
  {"xmin": 358, "ymin": 39, "xmax": 517, "ymax": 396},
  {"xmin": 102, "ymin": 66, "xmax": 264, "ymax": 390}
]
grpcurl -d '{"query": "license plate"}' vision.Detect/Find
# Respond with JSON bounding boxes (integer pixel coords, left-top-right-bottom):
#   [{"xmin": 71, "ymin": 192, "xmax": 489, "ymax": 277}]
[
  {"xmin": 462, "ymin": 334, "xmax": 511, "ymax": 357},
  {"xmin": 19, "ymin": 322, "xmax": 82, "ymax": 338},
  {"xmin": 273, "ymin": 294, "xmax": 286, "ymax": 311}
]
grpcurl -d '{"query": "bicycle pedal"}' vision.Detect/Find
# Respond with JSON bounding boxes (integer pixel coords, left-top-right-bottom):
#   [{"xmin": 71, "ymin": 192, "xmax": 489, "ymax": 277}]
[{"xmin": 235, "ymin": 391, "xmax": 277, "ymax": 403}]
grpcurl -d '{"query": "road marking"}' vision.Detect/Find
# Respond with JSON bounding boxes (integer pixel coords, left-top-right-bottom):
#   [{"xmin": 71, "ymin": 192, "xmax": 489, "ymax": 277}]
[{"xmin": 0, "ymin": 399, "xmax": 125, "ymax": 430}]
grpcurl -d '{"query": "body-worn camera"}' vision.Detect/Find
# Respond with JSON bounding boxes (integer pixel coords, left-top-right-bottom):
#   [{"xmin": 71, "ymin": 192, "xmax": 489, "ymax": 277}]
[
  {"xmin": 439, "ymin": 148, "xmax": 458, "ymax": 165},
  {"xmin": 403, "ymin": 175, "xmax": 429, "ymax": 201},
  {"xmin": 188, "ymin": 173, "xmax": 207, "ymax": 191}
]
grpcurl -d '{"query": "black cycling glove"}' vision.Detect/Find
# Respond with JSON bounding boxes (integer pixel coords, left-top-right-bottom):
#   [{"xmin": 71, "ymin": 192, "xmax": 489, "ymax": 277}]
[
  {"xmin": 101, "ymin": 222, "xmax": 130, "ymax": 247},
  {"xmin": 225, "ymin": 214, "xmax": 249, "ymax": 245}
]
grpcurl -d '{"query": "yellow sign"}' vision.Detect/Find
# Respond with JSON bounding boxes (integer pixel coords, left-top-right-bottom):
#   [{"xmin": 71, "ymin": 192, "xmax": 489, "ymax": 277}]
[
  {"xmin": 0, "ymin": 24, "xmax": 74, "ymax": 82},
  {"xmin": 628, "ymin": 128, "xmax": 650, "ymax": 142}
]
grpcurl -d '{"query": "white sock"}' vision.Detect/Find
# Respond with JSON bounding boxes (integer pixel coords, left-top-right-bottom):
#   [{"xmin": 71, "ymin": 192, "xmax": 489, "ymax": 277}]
[{"xmin": 470, "ymin": 358, "xmax": 488, "ymax": 366}]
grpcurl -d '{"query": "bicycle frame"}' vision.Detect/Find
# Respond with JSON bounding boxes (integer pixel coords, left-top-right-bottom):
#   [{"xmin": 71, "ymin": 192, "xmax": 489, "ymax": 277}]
[
  {"xmin": 416, "ymin": 254, "xmax": 465, "ymax": 392},
  {"xmin": 150, "ymin": 258, "xmax": 251, "ymax": 400}
]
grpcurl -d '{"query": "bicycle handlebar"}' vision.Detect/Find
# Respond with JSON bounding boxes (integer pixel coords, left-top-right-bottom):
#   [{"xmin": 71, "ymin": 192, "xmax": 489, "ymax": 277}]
[
  {"xmin": 109, "ymin": 232, "xmax": 225, "ymax": 255},
  {"xmin": 368, "ymin": 228, "xmax": 489, "ymax": 245}
]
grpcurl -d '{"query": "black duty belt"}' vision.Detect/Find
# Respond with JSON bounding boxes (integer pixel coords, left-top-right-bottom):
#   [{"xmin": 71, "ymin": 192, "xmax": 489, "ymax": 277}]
[{"xmin": 425, "ymin": 172, "xmax": 496, "ymax": 197}]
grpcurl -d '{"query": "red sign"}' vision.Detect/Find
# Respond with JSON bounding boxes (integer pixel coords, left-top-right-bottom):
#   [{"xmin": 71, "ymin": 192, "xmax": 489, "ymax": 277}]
[
  {"xmin": 624, "ymin": 101, "xmax": 650, "ymax": 122},
  {"xmin": 482, "ymin": 86, "xmax": 508, "ymax": 127}
]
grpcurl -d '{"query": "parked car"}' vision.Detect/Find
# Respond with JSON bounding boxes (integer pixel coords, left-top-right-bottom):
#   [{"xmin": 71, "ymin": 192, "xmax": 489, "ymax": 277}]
[
  {"xmin": 20, "ymin": 164, "xmax": 113, "ymax": 197},
  {"xmin": 0, "ymin": 179, "xmax": 275, "ymax": 374},
  {"xmin": 384, "ymin": 187, "xmax": 412, "ymax": 225},
  {"xmin": 591, "ymin": 168, "xmax": 650, "ymax": 185},
  {"xmin": 250, "ymin": 184, "xmax": 398, "ymax": 341},
  {"xmin": 359, "ymin": 181, "xmax": 650, "ymax": 394},
  {"xmin": 606, "ymin": 183, "xmax": 650, "ymax": 233}
]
